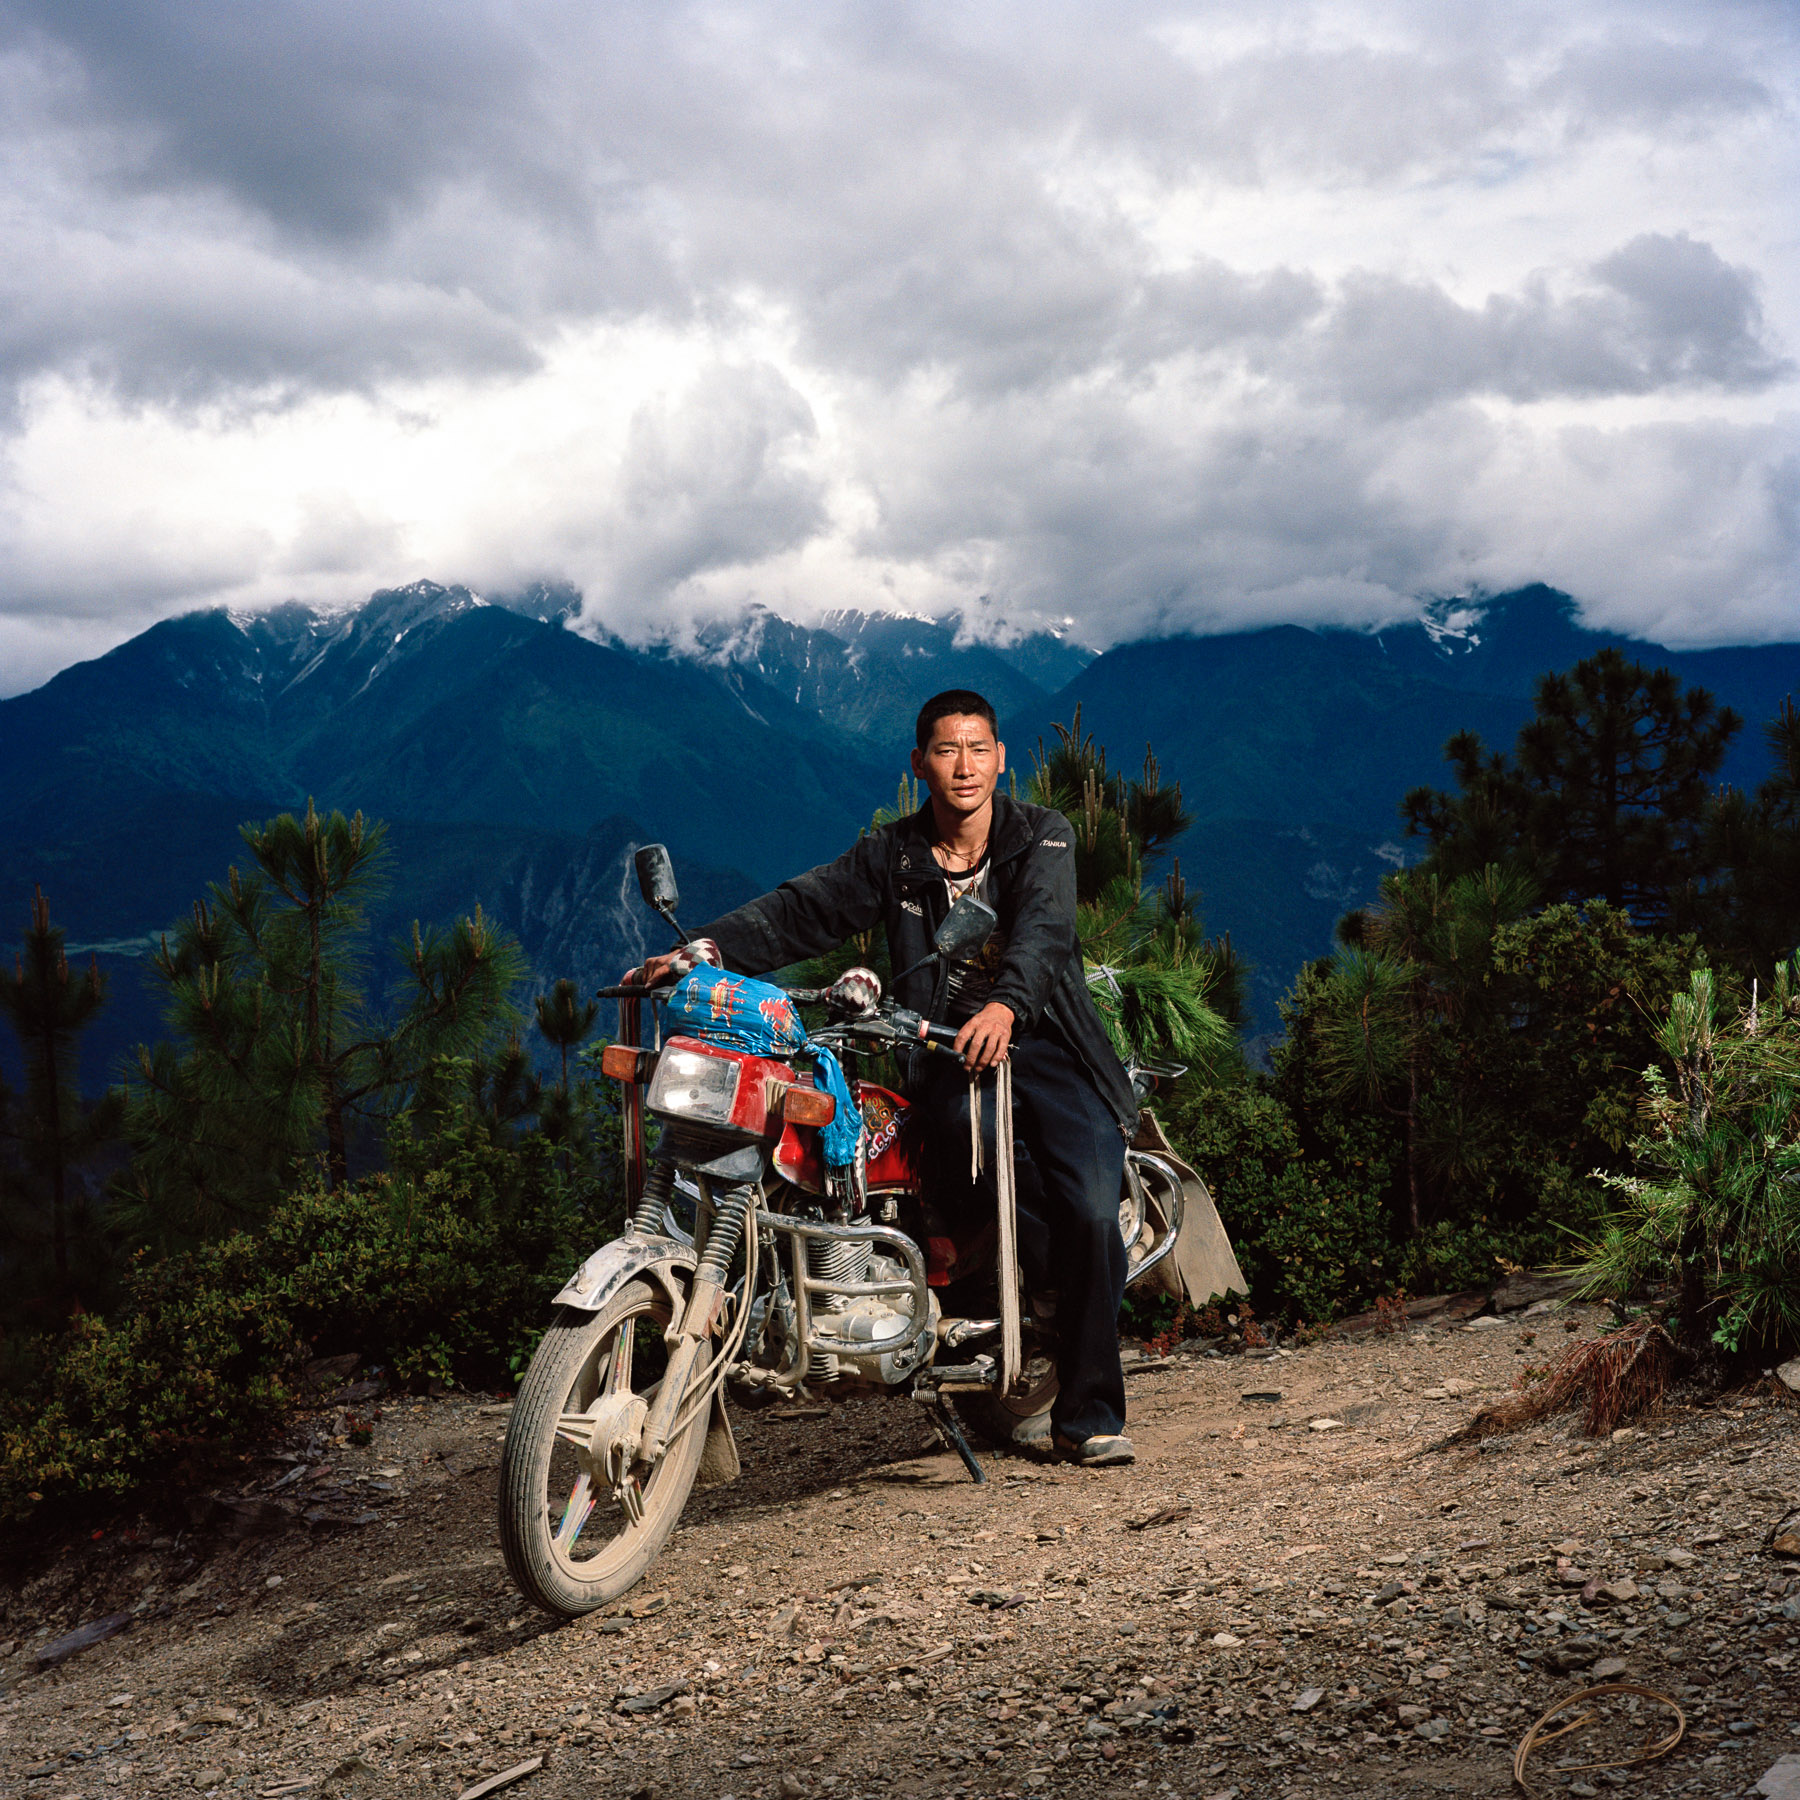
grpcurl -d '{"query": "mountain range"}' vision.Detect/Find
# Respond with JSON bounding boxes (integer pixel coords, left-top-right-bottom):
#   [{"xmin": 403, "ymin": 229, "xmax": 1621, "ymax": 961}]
[{"xmin": 2, "ymin": 581, "xmax": 1796, "ymax": 1087}]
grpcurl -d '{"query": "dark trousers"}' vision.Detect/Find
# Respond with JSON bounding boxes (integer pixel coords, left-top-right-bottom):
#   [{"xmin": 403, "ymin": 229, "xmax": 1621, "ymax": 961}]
[{"xmin": 915, "ymin": 1034, "xmax": 1129, "ymax": 1442}]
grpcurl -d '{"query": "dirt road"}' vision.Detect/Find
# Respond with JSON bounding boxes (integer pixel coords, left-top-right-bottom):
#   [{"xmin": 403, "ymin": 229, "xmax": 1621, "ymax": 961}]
[{"xmin": 3, "ymin": 1301, "xmax": 1796, "ymax": 1800}]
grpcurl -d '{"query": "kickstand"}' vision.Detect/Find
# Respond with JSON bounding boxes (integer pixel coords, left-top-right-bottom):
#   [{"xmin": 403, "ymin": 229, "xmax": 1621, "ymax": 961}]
[{"xmin": 933, "ymin": 1394, "xmax": 987, "ymax": 1485}]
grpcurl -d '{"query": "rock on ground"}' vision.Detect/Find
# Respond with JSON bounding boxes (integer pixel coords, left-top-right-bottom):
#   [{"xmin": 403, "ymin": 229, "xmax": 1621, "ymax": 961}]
[{"xmin": 1, "ymin": 1302, "xmax": 1796, "ymax": 1800}]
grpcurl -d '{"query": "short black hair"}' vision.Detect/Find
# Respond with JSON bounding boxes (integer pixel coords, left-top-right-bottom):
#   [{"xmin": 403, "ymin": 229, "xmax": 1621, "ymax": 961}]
[{"xmin": 915, "ymin": 689, "xmax": 999, "ymax": 750}]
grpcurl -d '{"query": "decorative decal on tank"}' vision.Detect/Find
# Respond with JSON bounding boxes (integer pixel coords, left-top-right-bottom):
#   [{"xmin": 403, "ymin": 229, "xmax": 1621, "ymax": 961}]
[{"xmin": 860, "ymin": 1090, "xmax": 904, "ymax": 1161}]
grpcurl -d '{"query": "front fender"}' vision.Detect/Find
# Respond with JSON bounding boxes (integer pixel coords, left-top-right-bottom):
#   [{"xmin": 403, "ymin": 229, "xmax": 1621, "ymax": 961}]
[{"xmin": 552, "ymin": 1233, "xmax": 694, "ymax": 1316}]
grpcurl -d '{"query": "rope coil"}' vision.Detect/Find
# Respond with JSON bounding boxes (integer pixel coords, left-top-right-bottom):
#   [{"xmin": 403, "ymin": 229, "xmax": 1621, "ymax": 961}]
[{"xmin": 1512, "ymin": 1682, "xmax": 1685, "ymax": 1797}]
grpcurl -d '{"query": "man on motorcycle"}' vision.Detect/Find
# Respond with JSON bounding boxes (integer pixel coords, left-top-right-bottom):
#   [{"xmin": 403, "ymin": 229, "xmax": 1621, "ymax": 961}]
[{"xmin": 633, "ymin": 689, "xmax": 1139, "ymax": 1466}]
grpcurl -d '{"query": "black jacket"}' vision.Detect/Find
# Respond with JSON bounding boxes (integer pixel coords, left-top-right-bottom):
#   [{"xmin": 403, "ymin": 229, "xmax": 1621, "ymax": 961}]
[{"xmin": 696, "ymin": 792, "xmax": 1139, "ymax": 1136}]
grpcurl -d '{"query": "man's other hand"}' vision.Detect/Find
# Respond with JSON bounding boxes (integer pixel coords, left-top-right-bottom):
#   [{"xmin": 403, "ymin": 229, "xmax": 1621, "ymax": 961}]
[{"xmin": 955, "ymin": 1001, "xmax": 1015, "ymax": 1073}]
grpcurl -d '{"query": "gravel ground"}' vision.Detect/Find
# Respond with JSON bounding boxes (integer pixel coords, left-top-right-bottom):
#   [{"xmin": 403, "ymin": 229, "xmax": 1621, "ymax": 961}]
[{"xmin": 2, "ymin": 1301, "xmax": 1796, "ymax": 1800}]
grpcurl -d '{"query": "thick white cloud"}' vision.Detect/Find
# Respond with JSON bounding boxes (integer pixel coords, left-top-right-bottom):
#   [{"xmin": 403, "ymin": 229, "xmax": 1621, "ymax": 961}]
[{"xmin": 0, "ymin": 0, "xmax": 1794, "ymax": 694}]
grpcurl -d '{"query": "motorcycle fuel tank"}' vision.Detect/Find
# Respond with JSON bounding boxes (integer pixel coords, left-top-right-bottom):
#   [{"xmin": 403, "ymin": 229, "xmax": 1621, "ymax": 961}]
[{"xmin": 772, "ymin": 1080, "xmax": 919, "ymax": 1195}]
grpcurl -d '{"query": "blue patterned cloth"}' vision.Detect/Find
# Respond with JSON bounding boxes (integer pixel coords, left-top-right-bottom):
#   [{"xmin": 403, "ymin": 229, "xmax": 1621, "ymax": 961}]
[{"xmin": 662, "ymin": 966, "xmax": 862, "ymax": 1169}]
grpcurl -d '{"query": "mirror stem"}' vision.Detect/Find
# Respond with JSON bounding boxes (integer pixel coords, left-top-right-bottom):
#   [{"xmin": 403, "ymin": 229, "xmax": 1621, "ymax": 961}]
[{"xmin": 891, "ymin": 950, "xmax": 939, "ymax": 985}]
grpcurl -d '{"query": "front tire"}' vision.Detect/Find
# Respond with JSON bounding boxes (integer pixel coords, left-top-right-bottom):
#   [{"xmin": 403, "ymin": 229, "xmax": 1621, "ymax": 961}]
[{"xmin": 499, "ymin": 1280, "xmax": 711, "ymax": 1618}]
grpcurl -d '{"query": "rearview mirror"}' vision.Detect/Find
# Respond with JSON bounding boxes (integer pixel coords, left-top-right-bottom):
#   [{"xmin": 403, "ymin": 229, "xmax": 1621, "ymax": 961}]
[
  {"xmin": 934, "ymin": 895, "xmax": 997, "ymax": 964},
  {"xmin": 634, "ymin": 844, "xmax": 680, "ymax": 914}
]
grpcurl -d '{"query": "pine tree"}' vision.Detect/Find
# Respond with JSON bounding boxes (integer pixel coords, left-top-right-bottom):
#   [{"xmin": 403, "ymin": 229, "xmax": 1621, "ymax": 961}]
[
  {"xmin": 1698, "ymin": 697, "xmax": 1800, "ymax": 974},
  {"xmin": 119, "ymin": 801, "xmax": 526, "ymax": 1247},
  {"xmin": 1405, "ymin": 649, "xmax": 1740, "ymax": 922},
  {"xmin": 0, "ymin": 888, "xmax": 122, "ymax": 1310},
  {"xmin": 535, "ymin": 978, "xmax": 599, "ymax": 1095},
  {"xmin": 1316, "ymin": 864, "xmax": 1538, "ymax": 1233},
  {"xmin": 1027, "ymin": 710, "xmax": 1241, "ymax": 1072}
]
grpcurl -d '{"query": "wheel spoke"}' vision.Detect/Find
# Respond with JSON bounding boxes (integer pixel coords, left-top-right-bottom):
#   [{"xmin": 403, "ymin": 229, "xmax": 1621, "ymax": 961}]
[
  {"xmin": 609, "ymin": 1323, "xmax": 634, "ymax": 1394},
  {"xmin": 553, "ymin": 1411, "xmax": 599, "ymax": 1451},
  {"xmin": 554, "ymin": 1474, "xmax": 596, "ymax": 1550}
]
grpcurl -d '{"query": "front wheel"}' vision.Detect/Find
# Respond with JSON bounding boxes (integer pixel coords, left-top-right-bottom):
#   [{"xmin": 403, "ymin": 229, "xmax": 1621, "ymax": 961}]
[{"xmin": 499, "ymin": 1279, "xmax": 711, "ymax": 1617}]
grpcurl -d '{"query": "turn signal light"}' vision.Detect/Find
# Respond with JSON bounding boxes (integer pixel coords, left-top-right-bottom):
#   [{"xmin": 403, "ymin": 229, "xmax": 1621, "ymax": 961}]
[
  {"xmin": 601, "ymin": 1044, "xmax": 656, "ymax": 1084},
  {"xmin": 781, "ymin": 1085, "xmax": 836, "ymax": 1127}
]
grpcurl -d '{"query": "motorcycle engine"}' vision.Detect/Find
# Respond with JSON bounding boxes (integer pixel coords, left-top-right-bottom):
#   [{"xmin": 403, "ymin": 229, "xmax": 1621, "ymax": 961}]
[{"xmin": 811, "ymin": 1251, "xmax": 937, "ymax": 1386}]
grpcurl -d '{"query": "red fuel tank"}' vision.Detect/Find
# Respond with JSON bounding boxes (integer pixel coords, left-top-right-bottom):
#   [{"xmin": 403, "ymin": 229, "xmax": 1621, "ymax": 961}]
[
  {"xmin": 856, "ymin": 1082, "xmax": 919, "ymax": 1190},
  {"xmin": 772, "ymin": 1079, "xmax": 921, "ymax": 1196}
]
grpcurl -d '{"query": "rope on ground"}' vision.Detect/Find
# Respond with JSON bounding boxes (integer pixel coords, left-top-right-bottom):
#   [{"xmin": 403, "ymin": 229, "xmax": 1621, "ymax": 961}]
[{"xmin": 1512, "ymin": 1682, "xmax": 1685, "ymax": 1798}]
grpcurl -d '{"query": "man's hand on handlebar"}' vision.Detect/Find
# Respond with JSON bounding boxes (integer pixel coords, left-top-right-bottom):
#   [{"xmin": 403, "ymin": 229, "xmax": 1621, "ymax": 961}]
[
  {"xmin": 623, "ymin": 937, "xmax": 723, "ymax": 990},
  {"xmin": 626, "ymin": 952, "xmax": 681, "ymax": 989},
  {"xmin": 954, "ymin": 1001, "xmax": 1014, "ymax": 1073}
]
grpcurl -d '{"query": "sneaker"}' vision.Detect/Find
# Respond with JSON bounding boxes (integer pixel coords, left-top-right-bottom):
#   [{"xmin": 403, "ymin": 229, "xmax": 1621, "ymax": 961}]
[{"xmin": 1053, "ymin": 1431, "xmax": 1136, "ymax": 1467}]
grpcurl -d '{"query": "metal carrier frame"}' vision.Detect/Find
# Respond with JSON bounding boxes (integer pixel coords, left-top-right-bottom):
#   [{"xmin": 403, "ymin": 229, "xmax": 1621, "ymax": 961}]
[{"xmin": 755, "ymin": 1206, "xmax": 930, "ymax": 1361}]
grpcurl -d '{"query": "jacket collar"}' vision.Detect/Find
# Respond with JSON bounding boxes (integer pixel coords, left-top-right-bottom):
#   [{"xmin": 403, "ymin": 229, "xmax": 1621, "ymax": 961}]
[{"xmin": 891, "ymin": 790, "xmax": 1036, "ymax": 876}]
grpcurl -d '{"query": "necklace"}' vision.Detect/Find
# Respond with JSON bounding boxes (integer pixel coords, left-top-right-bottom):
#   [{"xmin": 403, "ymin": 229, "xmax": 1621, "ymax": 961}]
[{"xmin": 933, "ymin": 836, "xmax": 989, "ymax": 872}]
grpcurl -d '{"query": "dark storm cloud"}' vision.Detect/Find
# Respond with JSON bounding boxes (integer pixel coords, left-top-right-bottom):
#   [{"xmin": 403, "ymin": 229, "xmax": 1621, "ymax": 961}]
[
  {"xmin": 2, "ymin": 0, "xmax": 552, "ymax": 240},
  {"xmin": 1303, "ymin": 235, "xmax": 1790, "ymax": 415},
  {"xmin": 3, "ymin": 2, "xmax": 1785, "ymax": 407}
]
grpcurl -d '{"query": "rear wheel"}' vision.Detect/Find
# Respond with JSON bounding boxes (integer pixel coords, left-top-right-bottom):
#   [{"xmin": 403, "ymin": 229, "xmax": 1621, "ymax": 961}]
[
  {"xmin": 499, "ymin": 1279, "xmax": 711, "ymax": 1617},
  {"xmin": 966, "ymin": 1346, "xmax": 1058, "ymax": 1448}
]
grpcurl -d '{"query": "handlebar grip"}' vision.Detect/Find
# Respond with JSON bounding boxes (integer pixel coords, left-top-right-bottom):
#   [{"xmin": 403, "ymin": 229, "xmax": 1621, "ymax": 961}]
[{"xmin": 889, "ymin": 1007, "xmax": 963, "ymax": 1052}]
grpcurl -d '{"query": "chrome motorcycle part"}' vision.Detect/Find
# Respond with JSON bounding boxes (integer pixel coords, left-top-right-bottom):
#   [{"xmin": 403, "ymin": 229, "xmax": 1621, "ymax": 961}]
[
  {"xmin": 647, "ymin": 1044, "xmax": 743, "ymax": 1127},
  {"xmin": 758, "ymin": 1206, "xmax": 930, "ymax": 1365},
  {"xmin": 1121, "ymin": 1151, "xmax": 1187, "ymax": 1288},
  {"xmin": 804, "ymin": 1233, "xmax": 872, "ymax": 1379},
  {"xmin": 627, "ymin": 1162, "xmax": 678, "ymax": 1238},
  {"xmin": 642, "ymin": 1179, "xmax": 758, "ymax": 1464},
  {"xmin": 940, "ymin": 1316, "xmax": 1001, "ymax": 1351},
  {"xmin": 499, "ymin": 1280, "xmax": 710, "ymax": 1618},
  {"xmin": 922, "ymin": 1352, "xmax": 999, "ymax": 1390}
]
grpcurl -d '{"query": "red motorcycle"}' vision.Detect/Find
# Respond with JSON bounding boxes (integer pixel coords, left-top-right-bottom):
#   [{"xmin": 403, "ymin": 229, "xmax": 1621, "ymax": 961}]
[{"xmin": 499, "ymin": 845, "xmax": 1194, "ymax": 1618}]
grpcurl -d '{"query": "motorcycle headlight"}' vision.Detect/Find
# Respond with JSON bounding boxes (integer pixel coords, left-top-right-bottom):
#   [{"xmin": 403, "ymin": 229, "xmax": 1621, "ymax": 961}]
[{"xmin": 646, "ymin": 1045, "xmax": 742, "ymax": 1126}]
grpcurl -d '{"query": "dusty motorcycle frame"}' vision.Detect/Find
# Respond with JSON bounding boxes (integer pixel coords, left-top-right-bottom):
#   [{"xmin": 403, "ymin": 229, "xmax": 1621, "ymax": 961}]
[{"xmin": 498, "ymin": 845, "xmax": 1191, "ymax": 1619}]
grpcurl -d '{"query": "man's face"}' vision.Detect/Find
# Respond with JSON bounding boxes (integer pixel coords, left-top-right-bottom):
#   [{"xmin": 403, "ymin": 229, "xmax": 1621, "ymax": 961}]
[{"xmin": 911, "ymin": 713, "xmax": 1006, "ymax": 821}]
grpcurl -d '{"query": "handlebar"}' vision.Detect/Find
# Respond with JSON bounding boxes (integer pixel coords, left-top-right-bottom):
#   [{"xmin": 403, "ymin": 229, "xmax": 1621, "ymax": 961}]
[
  {"xmin": 598, "ymin": 981, "xmax": 964, "ymax": 1054},
  {"xmin": 886, "ymin": 1006, "xmax": 963, "ymax": 1051},
  {"xmin": 596, "ymin": 979, "xmax": 831, "ymax": 1003}
]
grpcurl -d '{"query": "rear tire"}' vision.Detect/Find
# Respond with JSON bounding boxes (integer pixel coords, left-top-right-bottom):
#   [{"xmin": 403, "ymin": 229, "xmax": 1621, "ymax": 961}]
[
  {"xmin": 966, "ymin": 1347, "xmax": 1058, "ymax": 1449},
  {"xmin": 499, "ymin": 1281, "xmax": 710, "ymax": 1618}
]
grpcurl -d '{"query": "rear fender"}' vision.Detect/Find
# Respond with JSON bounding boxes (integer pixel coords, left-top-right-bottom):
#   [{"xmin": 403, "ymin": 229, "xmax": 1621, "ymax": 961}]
[{"xmin": 552, "ymin": 1234, "xmax": 694, "ymax": 1316}]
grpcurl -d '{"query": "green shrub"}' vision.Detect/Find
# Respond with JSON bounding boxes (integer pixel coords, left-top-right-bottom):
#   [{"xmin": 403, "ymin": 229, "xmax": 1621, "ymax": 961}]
[
  {"xmin": 0, "ymin": 1242, "xmax": 298, "ymax": 1523},
  {"xmin": 1161, "ymin": 1083, "xmax": 1394, "ymax": 1324},
  {"xmin": 1574, "ymin": 960, "xmax": 1800, "ymax": 1357},
  {"xmin": 0, "ymin": 1124, "xmax": 596, "ymax": 1526}
]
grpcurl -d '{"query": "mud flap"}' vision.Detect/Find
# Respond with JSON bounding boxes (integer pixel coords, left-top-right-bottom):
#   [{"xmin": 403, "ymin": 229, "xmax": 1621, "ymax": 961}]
[
  {"xmin": 695, "ymin": 1386, "xmax": 740, "ymax": 1489},
  {"xmin": 1131, "ymin": 1110, "xmax": 1248, "ymax": 1306}
]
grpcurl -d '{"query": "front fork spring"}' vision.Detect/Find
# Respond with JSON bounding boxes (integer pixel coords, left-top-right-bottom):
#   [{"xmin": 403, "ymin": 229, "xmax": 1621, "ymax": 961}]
[
  {"xmin": 629, "ymin": 1162, "xmax": 675, "ymax": 1236},
  {"xmin": 695, "ymin": 1182, "xmax": 754, "ymax": 1284}
]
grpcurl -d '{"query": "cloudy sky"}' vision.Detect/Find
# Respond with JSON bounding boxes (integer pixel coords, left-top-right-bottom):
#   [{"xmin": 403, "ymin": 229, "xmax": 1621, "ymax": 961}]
[{"xmin": 0, "ymin": 0, "xmax": 1794, "ymax": 693}]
